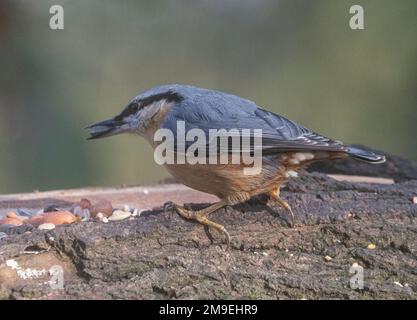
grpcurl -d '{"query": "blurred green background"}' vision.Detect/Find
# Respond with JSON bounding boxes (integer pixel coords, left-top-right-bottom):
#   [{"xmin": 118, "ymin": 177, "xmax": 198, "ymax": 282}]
[{"xmin": 0, "ymin": 0, "xmax": 416, "ymax": 194}]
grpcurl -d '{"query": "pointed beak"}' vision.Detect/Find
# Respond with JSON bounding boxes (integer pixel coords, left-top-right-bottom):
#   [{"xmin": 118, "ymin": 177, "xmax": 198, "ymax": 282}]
[{"xmin": 85, "ymin": 118, "xmax": 127, "ymax": 140}]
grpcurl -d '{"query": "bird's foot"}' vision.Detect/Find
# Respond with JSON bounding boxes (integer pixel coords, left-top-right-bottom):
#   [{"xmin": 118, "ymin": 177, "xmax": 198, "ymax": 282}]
[
  {"xmin": 276, "ymin": 198, "xmax": 295, "ymax": 220},
  {"xmin": 168, "ymin": 202, "xmax": 230, "ymax": 248},
  {"xmin": 268, "ymin": 190, "xmax": 295, "ymax": 227}
]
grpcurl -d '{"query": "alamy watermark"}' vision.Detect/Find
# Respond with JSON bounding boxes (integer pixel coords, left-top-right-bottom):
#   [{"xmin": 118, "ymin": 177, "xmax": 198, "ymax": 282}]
[
  {"xmin": 349, "ymin": 263, "xmax": 364, "ymax": 290},
  {"xmin": 49, "ymin": 5, "xmax": 64, "ymax": 30},
  {"xmin": 5, "ymin": 259, "xmax": 64, "ymax": 290},
  {"xmin": 48, "ymin": 265, "xmax": 64, "ymax": 290},
  {"xmin": 49, "ymin": 4, "xmax": 365, "ymax": 31},
  {"xmin": 153, "ymin": 121, "xmax": 263, "ymax": 175},
  {"xmin": 349, "ymin": 5, "xmax": 364, "ymax": 30}
]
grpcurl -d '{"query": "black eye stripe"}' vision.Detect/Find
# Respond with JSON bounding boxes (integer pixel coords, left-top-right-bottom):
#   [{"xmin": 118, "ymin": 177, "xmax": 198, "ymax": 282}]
[
  {"xmin": 140, "ymin": 91, "xmax": 183, "ymax": 108},
  {"xmin": 115, "ymin": 91, "xmax": 183, "ymax": 121},
  {"xmin": 125, "ymin": 103, "xmax": 139, "ymax": 115},
  {"xmin": 115, "ymin": 102, "xmax": 139, "ymax": 121}
]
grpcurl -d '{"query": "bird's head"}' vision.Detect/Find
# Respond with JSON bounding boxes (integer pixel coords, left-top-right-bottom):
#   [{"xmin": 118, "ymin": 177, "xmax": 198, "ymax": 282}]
[{"xmin": 86, "ymin": 85, "xmax": 184, "ymax": 140}]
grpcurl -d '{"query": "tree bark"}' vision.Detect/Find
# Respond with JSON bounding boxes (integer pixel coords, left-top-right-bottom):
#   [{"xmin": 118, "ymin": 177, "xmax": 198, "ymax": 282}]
[{"xmin": 0, "ymin": 152, "xmax": 417, "ymax": 299}]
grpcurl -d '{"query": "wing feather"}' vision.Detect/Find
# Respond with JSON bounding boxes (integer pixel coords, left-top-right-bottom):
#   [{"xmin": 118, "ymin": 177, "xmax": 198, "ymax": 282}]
[{"xmin": 161, "ymin": 92, "xmax": 347, "ymax": 155}]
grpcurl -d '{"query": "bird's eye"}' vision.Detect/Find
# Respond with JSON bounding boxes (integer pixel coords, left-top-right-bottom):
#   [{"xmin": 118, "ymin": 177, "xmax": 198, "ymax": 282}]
[
  {"xmin": 114, "ymin": 102, "xmax": 140, "ymax": 121},
  {"xmin": 127, "ymin": 103, "xmax": 138, "ymax": 114},
  {"xmin": 122, "ymin": 103, "xmax": 139, "ymax": 117}
]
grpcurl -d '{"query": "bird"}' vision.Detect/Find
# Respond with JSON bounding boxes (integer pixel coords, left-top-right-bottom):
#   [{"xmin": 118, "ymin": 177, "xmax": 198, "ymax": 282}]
[{"xmin": 86, "ymin": 84, "xmax": 385, "ymax": 247}]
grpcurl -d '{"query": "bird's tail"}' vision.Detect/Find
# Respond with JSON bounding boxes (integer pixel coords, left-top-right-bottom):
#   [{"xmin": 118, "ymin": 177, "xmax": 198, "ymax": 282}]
[{"xmin": 346, "ymin": 146, "xmax": 386, "ymax": 164}]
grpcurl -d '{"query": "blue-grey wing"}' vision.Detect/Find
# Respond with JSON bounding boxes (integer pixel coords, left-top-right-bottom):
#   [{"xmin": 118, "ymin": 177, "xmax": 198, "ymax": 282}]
[
  {"xmin": 161, "ymin": 93, "xmax": 346, "ymax": 154},
  {"xmin": 252, "ymin": 108, "xmax": 347, "ymax": 153}
]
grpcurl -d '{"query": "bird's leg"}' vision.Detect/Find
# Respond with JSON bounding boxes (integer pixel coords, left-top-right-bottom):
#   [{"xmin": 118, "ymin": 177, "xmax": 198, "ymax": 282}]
[
  {"xmin": 171, "ymin": 200, "xmax": 231, "ymax": 247},
  {"xmin": 269, "ymin": 187, "xmax": 295, "ymax": 225}
]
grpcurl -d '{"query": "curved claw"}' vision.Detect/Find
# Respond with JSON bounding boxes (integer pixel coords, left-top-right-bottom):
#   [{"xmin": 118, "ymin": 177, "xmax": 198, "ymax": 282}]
[
  {"xmin": 281, "ymin": 202, "xmax": 295, "ymax": 227},
  {"xmin": 204, "ymin": 225, "xmax": 215, "ymax": 244},
  {"xmin": 268, "ymin": 189, "xmax": 296, "ymax": 227},
  {"xmin": 222, "ymin": 227, "xmax": 231, "ymax": 250},
  {"xmin": 204, "ymin": 225, "xmax": 230, "ymax": 249},
  {"xmin": 163, "ymin": 201, "xmax": 176, "ymax": 212}
]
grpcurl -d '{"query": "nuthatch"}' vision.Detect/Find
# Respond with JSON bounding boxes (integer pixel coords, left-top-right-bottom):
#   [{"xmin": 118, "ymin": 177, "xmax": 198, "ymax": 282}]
[{"xmin": 87, "ymin": 84, "xmax": 385, "ymax": 246}]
